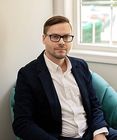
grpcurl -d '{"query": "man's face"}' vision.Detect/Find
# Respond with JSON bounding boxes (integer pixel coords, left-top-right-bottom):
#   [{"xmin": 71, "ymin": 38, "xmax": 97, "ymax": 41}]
[{"xmin": 42, "ymin": 23, "xmax": 73, "ymax": 62}]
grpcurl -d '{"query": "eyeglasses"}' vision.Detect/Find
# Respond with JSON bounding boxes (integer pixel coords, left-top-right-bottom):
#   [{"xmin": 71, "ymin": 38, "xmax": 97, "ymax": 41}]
[{"xmin": 46, "ymin": 34, "xmax": 74, "ymax": 42}]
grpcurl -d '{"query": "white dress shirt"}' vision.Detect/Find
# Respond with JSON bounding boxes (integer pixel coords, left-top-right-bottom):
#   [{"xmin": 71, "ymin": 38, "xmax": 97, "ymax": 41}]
[{"xmin": 44, "ymin": 53, "xmax": 108, "ymax": 138}]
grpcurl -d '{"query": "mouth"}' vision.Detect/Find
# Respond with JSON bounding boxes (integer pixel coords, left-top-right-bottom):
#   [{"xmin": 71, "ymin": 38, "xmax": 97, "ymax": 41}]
[
  {"xmin": 55, "ymin": 47, "xmax": 66, "ymax": 50},
  {"xmin": 55, "ymin": 49, "xmax": 66, "ymax": 52}
]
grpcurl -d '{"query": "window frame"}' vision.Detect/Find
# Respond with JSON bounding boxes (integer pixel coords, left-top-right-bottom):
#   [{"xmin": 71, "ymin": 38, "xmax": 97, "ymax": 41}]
[{"xmin": 69, "ymin": 0, "xmax": 117, "ymax": 64}]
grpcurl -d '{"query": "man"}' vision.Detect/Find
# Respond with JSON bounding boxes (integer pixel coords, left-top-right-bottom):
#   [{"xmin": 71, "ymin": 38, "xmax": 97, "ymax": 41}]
[{"xmin": 12, "ymin": 15, "xmax": 117, "ymax": 140}]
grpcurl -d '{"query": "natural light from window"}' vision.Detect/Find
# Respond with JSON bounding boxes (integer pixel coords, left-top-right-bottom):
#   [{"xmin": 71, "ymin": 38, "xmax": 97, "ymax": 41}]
[{"xmin": 79, "ymin": 0, "xmax": 117, "ymax": 47}]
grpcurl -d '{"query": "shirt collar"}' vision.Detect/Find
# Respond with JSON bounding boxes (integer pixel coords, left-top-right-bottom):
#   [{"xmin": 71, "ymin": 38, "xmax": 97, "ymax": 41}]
[{"xmin": 44, "ymin": 53, "xmax": 72, "ymax": 74}]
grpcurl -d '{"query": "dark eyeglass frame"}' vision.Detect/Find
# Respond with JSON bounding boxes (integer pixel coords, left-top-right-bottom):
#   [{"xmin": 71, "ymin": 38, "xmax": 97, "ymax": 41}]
[{"xmin": 45, "ymin": 34, "xmax": 74, "ymax": 42}]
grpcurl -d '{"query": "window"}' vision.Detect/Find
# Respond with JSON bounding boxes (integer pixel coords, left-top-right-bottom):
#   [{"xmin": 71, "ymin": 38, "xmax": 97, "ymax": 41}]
[{"xmin": 78, "ymin": 0, "xmax": 117, "ymax": 46}]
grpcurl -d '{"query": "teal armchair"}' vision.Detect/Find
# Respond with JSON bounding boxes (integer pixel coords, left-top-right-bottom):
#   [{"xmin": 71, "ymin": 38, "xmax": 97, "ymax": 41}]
[
  {"xmin": 10, "ymin": 72, "xmax": 117, "ymax": 139},
  {"xmin": 91, "ymin": 72, "xmax": 117, "ymax": 129},
  {"xmin": 10, "ymin": 87, "xmax": 22, "ymax": 140}
]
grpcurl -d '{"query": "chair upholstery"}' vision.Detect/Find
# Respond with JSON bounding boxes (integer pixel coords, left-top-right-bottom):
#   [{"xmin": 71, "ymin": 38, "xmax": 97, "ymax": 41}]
[
  {"xmin": 91, "ymin": 72, "xmax": 117, "ymax": 129},
  {"xmin": 10, "ymin": 87, "xmax": 15, "ymax": 122},
  {"xmin": 10, "ymin": 87, "xmax": 22, "ymax": 140},
  {"xmin": 10, "ymin": 72, "xmax": 117, "ymax": 139}
]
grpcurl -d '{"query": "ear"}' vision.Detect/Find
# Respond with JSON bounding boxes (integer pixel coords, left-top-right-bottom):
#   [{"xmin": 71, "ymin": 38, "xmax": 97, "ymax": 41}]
[{"xmin": 42, "ymin": 34, "xmax": 46, "ymax": 44}]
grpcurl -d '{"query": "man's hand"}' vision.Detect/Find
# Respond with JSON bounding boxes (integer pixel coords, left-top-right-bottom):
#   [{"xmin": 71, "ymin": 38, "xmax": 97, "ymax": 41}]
[{"xmin": 93, "ymin": 133, "xmax": 107, "ymax": 140}]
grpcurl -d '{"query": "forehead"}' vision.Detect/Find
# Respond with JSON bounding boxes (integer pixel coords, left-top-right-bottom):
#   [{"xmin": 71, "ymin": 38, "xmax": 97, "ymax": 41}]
[{"xmin": 47, "ymin": 23, "xmax": 72, "ymax": 34}]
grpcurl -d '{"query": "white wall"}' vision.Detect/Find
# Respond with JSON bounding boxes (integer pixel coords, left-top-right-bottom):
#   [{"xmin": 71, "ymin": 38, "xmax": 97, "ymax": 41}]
[{"xmin": 0, "ymin": 0, "xmax": 53, "ymax": 139}]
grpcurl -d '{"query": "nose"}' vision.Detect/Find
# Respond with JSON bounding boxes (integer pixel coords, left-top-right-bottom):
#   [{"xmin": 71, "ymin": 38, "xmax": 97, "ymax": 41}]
[{"xmin": 59, "ymin": 37, "xmax": 65, "ymax": 44}]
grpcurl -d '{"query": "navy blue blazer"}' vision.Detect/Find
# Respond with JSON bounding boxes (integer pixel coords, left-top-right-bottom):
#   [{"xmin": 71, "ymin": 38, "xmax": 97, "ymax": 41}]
[{"xmin": 13, "ymin": 51, "xmax": 108, "ymax": 140}]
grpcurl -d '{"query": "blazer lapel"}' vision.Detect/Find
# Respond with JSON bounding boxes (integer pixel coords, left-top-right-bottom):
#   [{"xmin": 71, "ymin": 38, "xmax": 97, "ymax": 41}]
[
  {"xmin": 70, "ymin": 59, "xmax": 91, "ymax": 115},
  {"xmin": 36, "ymin": 52, "xmax": 61, "ymax": 122}
]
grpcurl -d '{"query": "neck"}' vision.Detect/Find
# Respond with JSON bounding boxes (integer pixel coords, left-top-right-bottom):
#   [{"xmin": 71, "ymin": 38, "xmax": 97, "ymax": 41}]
[
  {"xmin": 52, "ymin": 58, "xmax": 67, "ymax": 72},
  {"xmin": 52, "ymin": 57, "xmax": 67, "ymax": 72},
  {"xmin": 60, "ymin": 60, "xmax": 67, "ymax": 72}
]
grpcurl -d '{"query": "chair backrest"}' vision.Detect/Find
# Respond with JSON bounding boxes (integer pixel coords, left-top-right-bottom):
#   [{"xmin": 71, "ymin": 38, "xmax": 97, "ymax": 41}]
[{"xmin": 92, "ymin": 72, "xmax": 117, "ymax": 129}]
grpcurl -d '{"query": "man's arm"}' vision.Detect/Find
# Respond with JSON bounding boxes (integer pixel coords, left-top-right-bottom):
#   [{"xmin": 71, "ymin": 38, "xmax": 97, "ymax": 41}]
[
  {"xmin": 93, "ymin": 133, "xmax": 107, "ymax": 140},
  {"xmin": 12, "ymin": 69, "xmax": 58, "ymax": 140},
  {"xmin": 80, "ymin": 60, "xmax": 109, "ymax": 132}
]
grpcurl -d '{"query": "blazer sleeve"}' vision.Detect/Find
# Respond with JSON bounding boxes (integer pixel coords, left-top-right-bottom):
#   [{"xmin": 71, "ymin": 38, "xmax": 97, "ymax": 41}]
[{"xmin": 12, "ymin": 68, "xmax": 58, "ymax": 140}]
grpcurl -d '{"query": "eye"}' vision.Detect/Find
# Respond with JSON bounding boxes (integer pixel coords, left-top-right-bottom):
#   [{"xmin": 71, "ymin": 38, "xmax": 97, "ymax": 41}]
[
  {"xmin": 51, "ymin": 34, "xmax": 60, "ymax": 40},
  {"xmin": 63, "ymin": 35, "xmax": 70, "ymax": 40},
  {"xmin": 63, "ymin": 35, "xmax": 73, "ymax": 41}
]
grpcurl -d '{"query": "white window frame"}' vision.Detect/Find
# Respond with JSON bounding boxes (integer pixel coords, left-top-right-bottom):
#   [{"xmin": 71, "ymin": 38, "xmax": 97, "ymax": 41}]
[{"xmin": 53, "ymin": 0, "xmax": 117, "ymax": 64}]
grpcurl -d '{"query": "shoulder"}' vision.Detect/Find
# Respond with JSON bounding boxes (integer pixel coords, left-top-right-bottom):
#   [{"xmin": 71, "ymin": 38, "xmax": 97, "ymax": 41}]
[
  {"xmin": 68, "ymin": 56, "xmax": 91, "ymax": 80},
  {"xmin": 68, "ymin": 56, "xmax": 88, "ymax": 68},
  {"xmin": 18, "ymin": 52, "xmax": 45, "ymax": 75},
  {"xmin": 19, "ymin": 58, "xmax": 38, "ymax": 74}
]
